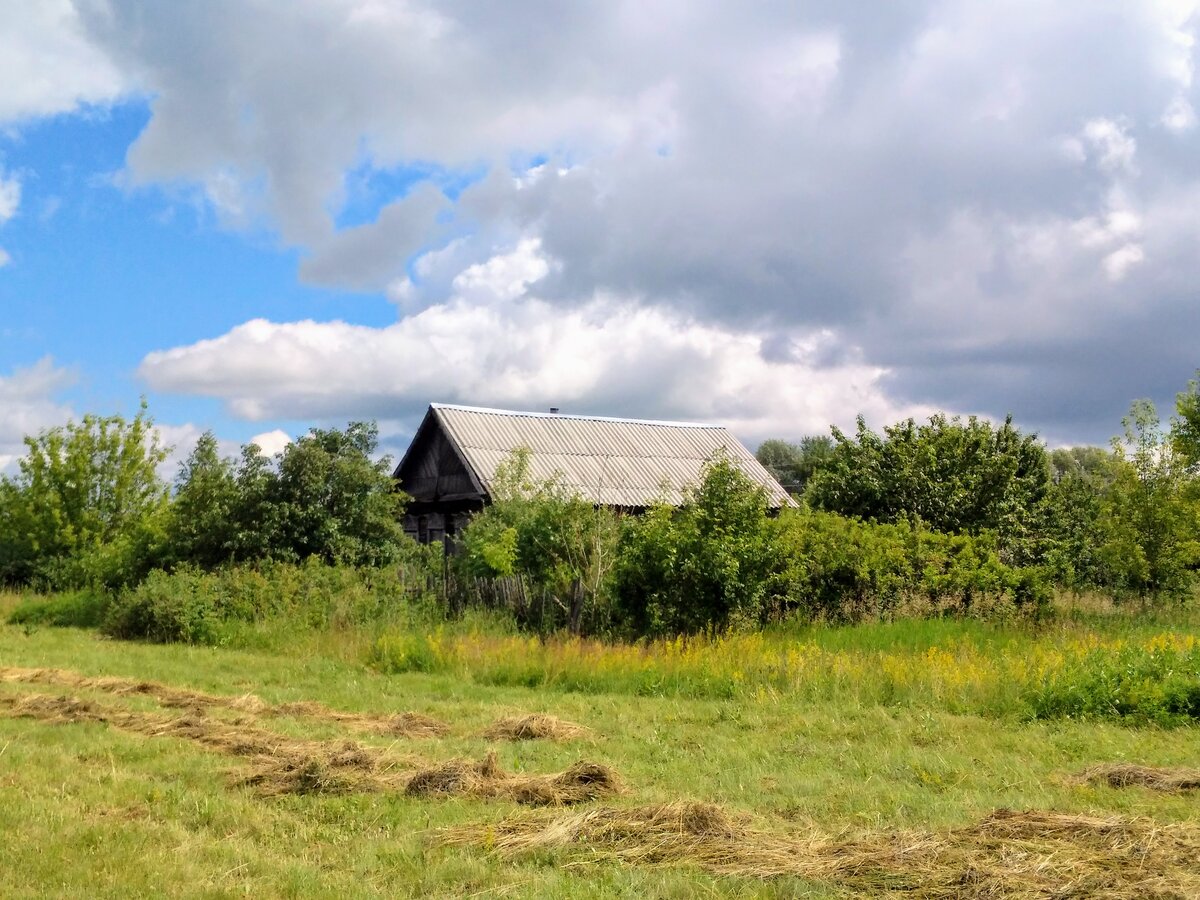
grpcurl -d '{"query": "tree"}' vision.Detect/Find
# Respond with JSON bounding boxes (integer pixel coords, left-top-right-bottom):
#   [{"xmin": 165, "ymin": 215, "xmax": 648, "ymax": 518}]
[
  {"xmin": 805, "ymin": 413, "xmax": 1050, "ymax": 561},
  {"xmin": 1048, "ymin": 446, "xmax": 1114, "ymax": 483},
  {"xmin": 456, "ymin": 448, "xmax": 620, "ymax": 634},
  {"xmin": 0, "ymin": 403, "xmax": 169, "ymax": 587},
  {"xmin": 269, "ymin": 422, "xmax": 407, "ymax": 567},
  {"xmin": 756, "ymin": 435, "xmax": 834, "ymax": 495},
  {"xmin": 615, "ymin": 453, "xmax": 782, "ymax": 636},
  {"xmin": 1097, "ymin": 400, "xmax": 1200, "ymax": 601},
  {"xmin": 165, "ymin": 431, "xmax": 239, "ymax": 568},
  {"xmin": 1173, "ymin": 369, "xmax": 1200, "ymax": 471}
]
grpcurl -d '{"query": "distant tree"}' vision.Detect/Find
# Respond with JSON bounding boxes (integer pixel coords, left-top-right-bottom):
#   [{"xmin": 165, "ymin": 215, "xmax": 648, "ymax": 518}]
[
  {"xmin": 1048, "ymin": 446, "xmax": 1115, "ymax": 483},
  {"xmin": 1097, "ymin": 400, "xmax": 1200, "ymax": 601},
  {"xmin": 269, "ymin": 422, "xmax": 407, "ymax": 567},
  {"xmin": 806, "ymin": 413, "xmax": 1050, "ymax": 560},
  {"xmin": 1173, "ymin": 369, "xmax": 1200, "ymax": 471},
  {"xmin": 0, "ymin": 403, "xmax": 169, "ymax": 587},
  {"xmin": 755, "ymin": 435, "xmax": 834, "ymax": 494},
  {"xmin": 165, "ymin": 431, "xmax": 239, "ymax": 568}
]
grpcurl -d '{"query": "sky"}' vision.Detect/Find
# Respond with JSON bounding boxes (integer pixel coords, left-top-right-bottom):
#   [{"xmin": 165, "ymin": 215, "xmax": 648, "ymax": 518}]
[{"xmin": 2, "ymin": 1, "xmax": 1199, "ymax": 475}]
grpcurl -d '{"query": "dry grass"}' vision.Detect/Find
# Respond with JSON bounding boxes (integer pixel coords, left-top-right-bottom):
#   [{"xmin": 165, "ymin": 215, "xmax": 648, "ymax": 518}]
[
  {"xmin": 482, "ymin": 713, "xmax": 591, "ymax": 742},
  {"xmin": 0, "ymin": 665, "xmax": 450, "ymax": 737},
  {"xmin": 0, "ymin": 689, "xmax": 621, "ymax": 804},
  {"xmin": 1075, "ymin": 763, "xmax": 1200, "ymax": 793},
  {"xmin": 443, "ymin": 802, "xmax": 1200, "ymax": 898},
  {"xmin": 405, "ymin": 750, "xmax": 621, "ymax": 806}
]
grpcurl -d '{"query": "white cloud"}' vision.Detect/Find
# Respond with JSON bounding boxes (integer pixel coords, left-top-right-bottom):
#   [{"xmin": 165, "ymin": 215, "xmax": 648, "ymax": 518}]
[
  {"xmin": 1162, "ymin": 95, "xmax": 1197, "ymax": 131},
  {"xmin": 1082, "ymin": 118, "xmax": 1138, "ymax": 174},
  {"xmin": 0, "ymin": 0, "xmax": 128, "ymax": 123},
  {"xmin": 0, "ymin": 248, "xmax": 9, "ymax": 269},
  {"xmin": 139, "ymin": 243, "xmax": 935, "ymax": 444},
  {"xmin": 0, "ymin": 358, "xmax": 76, "ymax": 473},
  {"xmin": 0, "ymin": 170, "xmax": 19, "ymax": 223},
  {"xmin": 249, "ymin": 428, "xmax": 292, "ymax": 457},
  {"xmin": 1103, "ymin": 243, "xmax": 1146, "ymax": 281}
]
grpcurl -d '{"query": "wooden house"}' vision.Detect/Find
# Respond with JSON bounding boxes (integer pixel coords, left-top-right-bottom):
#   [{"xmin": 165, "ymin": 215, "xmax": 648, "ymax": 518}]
[{"xmin": 393, "ymin": 403, "xmax": 795, "ymax": 545}]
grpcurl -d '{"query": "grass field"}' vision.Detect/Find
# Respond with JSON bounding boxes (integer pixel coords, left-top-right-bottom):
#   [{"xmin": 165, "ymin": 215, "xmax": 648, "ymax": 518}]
[{"xmin": 2, "ymin": 593, "xmax": 1200, "ymax": 898}]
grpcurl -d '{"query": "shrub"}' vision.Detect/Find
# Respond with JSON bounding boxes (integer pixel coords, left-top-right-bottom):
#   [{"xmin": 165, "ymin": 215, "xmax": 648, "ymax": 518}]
[
  {"xmin": 103, "ymin": 554, "xmax": 440, "ymax": 645},
  {"xmin": 770, "ymin": 510, "xmax": 1050, "ymax": 623},
  {"xmin": 105, "ymin": 568, "xmax": 221, "ymax": 644},
  {"xmin": 615, "ymin": 454, "xmax": 783, "ymax": 636}
]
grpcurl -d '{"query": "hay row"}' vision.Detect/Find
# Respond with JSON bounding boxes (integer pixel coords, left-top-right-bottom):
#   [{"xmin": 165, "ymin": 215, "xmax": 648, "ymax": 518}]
[
  {"xmin": 1075, "ymin": 763, "xmax": 1200, "ymax": 793},
  {"xmin": 443, "ymin": 803, "xmax": 1200, "ymax": 898},
  {"xmin": 0, "ymin": 667, "xmax": 591, "ymax": 742},
  {"xmin": 482, "ymin": 714, "xmax": 591, "ymax": 742},
  {"xmin": 0, "ymin": 666, "xmax": 450, "ymax": 737},
  {"xmin": 0, "ymin": 691, "xmax": 620, "ymax": 805}
]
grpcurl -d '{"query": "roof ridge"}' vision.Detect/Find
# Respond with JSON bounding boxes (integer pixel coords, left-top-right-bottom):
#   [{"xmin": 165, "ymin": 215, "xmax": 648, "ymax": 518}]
[{"xmin": 431, "ymin": 402, "xmax": 721, "ymax": 429}]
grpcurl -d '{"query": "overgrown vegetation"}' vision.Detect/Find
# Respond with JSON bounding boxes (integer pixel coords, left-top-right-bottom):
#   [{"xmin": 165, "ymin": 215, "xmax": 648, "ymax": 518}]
[{"xmin": 3, "ymin": 373, "xmax": 1199, "ymax": 648}]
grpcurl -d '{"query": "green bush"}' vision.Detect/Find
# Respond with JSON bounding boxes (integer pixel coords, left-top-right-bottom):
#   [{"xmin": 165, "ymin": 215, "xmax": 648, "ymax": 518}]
[
  {"xmin": 104, "ymin": 568, "xmax": 221, "ymax": 644},
  {"xmin": 771, "ymin": 509, "xmax": 1051, "ymax": 622},
  {"xmin": 615, "ymin": 454, "xmax": 783, "ymax": 636},
  {"xmin": 102, "ymin": 554, "xmax": 440, "ymax": 645}
]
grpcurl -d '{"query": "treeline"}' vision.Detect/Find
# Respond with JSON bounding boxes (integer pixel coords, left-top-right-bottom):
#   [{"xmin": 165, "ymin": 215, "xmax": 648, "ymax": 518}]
[
  {"xmin": 0, "ymin": 407, "xmax": 417, "ymax": 591},
  {"xmin": 759, "ymin": 383, "xmax": 1200, "ymax": 602},
  {"xmin": 3, "ymin": 373, "xmax": 1199, "ymax": 642}
]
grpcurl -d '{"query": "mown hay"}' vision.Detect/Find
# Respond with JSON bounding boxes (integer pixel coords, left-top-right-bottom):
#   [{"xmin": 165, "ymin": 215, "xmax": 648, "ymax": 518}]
[
  {"xmin": 406, "ymin": 751, "xmax": 621, "ymax": 806},
  {"xmin": 0, "ymin": 691, "xmax": 386, "ymax": 765},
  {"xmin": 0, "ymin": 666, "xmax": 450, "ymax": 738},
  {"xmin": 483, "ymin": 714, "xmax": 590, "ymax": 742},
  {"xmin": 1076, "ymin": 763, "xmax": 1200, "ymax": 793},
  {"xmin": 1, "ymin": 690, "xmax": 622, "ymax": 803},
  {"xmin": 443, "ymin": 803, "xmax": 1200, "ymax": 898}
]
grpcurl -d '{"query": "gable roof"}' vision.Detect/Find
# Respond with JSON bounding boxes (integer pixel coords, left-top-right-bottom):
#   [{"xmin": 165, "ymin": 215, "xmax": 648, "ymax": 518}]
[{"xmin": 396, "ymin": 403, "xmax": 796, "ymax": 509}]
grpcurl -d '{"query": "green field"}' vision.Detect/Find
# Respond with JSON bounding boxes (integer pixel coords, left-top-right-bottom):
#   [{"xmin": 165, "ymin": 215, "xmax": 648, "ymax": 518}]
[{"xmin": 2, "ymin": 596, "xmax": 1199, "ymax": 898}]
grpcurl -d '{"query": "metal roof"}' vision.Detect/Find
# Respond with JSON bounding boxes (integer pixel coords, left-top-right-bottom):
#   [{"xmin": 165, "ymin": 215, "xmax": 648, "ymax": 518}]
[{"xmin": 428, "ymin": 404, "xmax": 796, "ymax": 508}]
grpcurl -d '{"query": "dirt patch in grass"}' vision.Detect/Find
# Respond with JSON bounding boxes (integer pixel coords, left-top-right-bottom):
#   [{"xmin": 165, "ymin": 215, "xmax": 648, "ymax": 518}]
[
  {"xmin": 0, "ymin": 666, "xmax": 450, "ymax": 737},
  {"xmin": 483, "ymin": 714, "xmax": 591, "ymax": 742},
  {"xmin": 0, "ymin": 690, "xmax": 621, "ymax": 804},
  {"xmin": 443, "ymin": 803, "xmax": 1200, "ymax": 897},
  {"xmin": 1075, "ymin": 763, "xmax": 1200, "ymax": 793}
]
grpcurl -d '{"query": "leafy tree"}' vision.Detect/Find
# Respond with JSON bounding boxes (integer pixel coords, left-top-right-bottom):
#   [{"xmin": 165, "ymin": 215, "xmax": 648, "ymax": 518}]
[
  {"xmin": 269, "ymin": 422, "xmax": 407, "ymax": 567},
  {"xmin": 1097, "ymin": 400, "xmax": 1200, "ymax": 601},
  {"xmin": 456, "ymin": 448, "xmax": 620, "ymax": 634},
  {"xmin": 1173, "ymin": 369, "xmax": 1200, "ymax": 470},
  {"xmin": 165, "ymin": 431, "xmax": 239, "ymax": 568},
  {"xmin": 806, "ymin": 413, "xmax": 1050, "ymax": 560},
  {"xmin": 0, "ymin": 403, "xmax": 169, "ymax": 588},
  {"xmin": 756, "ymin": 435, "xmax": 834, "ymax": 494},
  {"xmin": 615, "ymin": 453, "xmax": 782, "ymax": 636},
  {"xmin": 1048, "ymin": 446, "xmax": 1114, "ymax": 483}
]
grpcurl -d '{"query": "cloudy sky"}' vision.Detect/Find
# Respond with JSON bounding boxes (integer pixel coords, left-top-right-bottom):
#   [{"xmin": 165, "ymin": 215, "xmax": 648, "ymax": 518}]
[{"xmin": 2, "ymin": 1, "xmax": 1198, "ymax": 472}]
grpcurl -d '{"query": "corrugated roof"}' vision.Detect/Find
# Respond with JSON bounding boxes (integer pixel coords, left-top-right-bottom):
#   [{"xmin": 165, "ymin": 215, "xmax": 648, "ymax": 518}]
[{"xmin": 430, "ymin": 403, "xmax": 796, "ymax": 508}]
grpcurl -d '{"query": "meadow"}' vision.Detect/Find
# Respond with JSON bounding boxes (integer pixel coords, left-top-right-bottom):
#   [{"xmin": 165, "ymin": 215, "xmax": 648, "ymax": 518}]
[{"xmin": 2, "ymin": 590, "xmax": 1200, "ymax": 898}]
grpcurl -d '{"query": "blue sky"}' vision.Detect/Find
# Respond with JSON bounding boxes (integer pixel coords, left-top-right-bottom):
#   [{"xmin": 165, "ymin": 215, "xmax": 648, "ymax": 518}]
[{"xmin": 2, "ymin": 1, "xmax": 1199, "ymax": 472}]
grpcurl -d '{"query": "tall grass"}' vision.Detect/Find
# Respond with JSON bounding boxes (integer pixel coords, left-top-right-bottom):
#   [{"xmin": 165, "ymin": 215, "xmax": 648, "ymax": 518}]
[{"xmin": 369, "ymin": 615, "xmax": 1200, "ymax": 726}]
